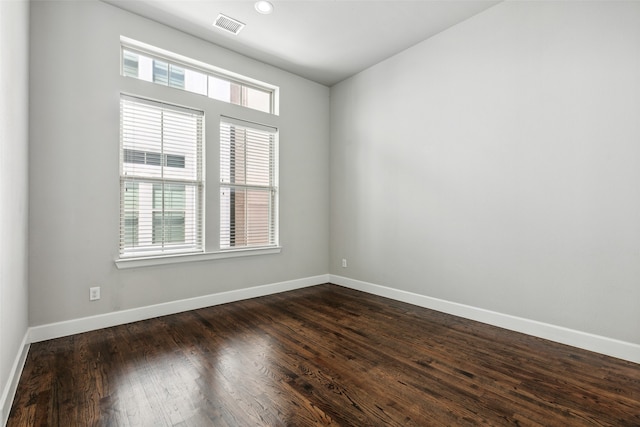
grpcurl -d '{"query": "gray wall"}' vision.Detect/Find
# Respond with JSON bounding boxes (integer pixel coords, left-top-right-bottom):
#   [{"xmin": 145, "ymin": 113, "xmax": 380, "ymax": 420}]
[
  {"xmin": 0, "ymin": 0, "xmax": 30, "ymax": 419},
  {"xmin": 330, "ymin": 1, "xmax": 640, "ymax": 344},
  {"xmin": 29, "ymin": 0, "xmax": 330, "ymax": 326}
]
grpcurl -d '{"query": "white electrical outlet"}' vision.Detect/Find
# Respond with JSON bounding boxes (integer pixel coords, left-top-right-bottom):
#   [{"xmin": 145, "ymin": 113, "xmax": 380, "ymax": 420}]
[
  {"xmin": 342, "ymin": 258, "xmax": 347, "ymax": 268},
  {"xmin": 89, "ymin": 286, "xmax": 101, "ymax": 301}
]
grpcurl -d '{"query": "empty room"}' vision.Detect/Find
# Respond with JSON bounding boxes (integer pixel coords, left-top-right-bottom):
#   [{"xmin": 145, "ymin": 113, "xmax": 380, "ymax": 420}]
[{"xmin": 1, "ymin": 0, "xmax": 639, "ymax": 425}]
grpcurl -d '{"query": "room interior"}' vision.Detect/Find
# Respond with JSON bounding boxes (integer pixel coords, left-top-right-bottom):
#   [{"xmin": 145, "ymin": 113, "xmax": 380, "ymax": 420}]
[{"xmin": 1, "ymin": 0, "xmax": 639, "ymax": 424}]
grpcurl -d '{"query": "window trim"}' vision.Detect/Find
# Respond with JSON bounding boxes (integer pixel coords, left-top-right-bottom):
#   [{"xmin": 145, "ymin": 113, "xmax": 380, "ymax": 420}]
[{"xmin": 115, "ymin": 246, "xmax": 282, "ymax": 269}]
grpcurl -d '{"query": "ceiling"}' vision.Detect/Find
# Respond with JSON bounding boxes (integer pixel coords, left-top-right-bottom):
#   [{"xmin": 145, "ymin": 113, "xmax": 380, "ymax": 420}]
[{"xmin": 103, "ymin": 0, "xmax": 501, "ymax": 86}]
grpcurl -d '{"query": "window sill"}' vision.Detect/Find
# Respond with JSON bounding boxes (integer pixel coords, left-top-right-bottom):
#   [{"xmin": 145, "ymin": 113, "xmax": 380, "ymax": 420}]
[{"xmin": 115, "ymin": 246, "xmax": 282, "ymax": 269}]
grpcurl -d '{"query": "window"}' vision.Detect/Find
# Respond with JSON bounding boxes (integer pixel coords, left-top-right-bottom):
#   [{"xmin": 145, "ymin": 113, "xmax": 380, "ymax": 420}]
[
  {"xmin": 120, "ymin": 95, "xmax": 204, "ymax": 257},
  {"xmin": 117, "ymin": 39, "xmax": 281, "ymax": 267},
  {"xmin": 122, "ymin": 45, "xmax": 275, "ymax": 114},
  {"xmin": 220, "ymin": 118, "xmax": 278, "ymax": 249}
]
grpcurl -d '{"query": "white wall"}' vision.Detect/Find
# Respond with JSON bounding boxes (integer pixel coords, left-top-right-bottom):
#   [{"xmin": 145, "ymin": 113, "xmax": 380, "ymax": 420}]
[
  {"xmin": 330, "ymin": 1, "xmax": 640, "ymax": 345},
  {"xmin": 0, "ymin": 0, "xmax": 30, "ymax": 422},
  {"xmin": 29, "ymin": 0, "xmax": 330, "ymax": 326}
]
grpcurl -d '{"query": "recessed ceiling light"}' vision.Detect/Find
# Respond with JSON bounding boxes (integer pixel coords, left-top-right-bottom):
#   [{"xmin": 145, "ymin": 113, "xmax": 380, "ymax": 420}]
[{"xmin": 255, "ymin": 1, "xmax": 274, "ymax": 15}]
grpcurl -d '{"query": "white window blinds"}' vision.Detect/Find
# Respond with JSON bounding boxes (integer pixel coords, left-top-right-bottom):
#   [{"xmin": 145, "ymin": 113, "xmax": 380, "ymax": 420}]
[
  {"xmin": 120, "ymin": 95, "xmax": 204, "ymax": 257},
  {"xmin": 220, "ymin": 118, "xmax": 278, "ymax": 249}
]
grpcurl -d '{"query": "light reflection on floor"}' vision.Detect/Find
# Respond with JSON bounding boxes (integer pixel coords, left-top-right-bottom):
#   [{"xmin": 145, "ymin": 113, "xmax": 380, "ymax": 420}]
[{"xmin": 107, "ymin": 327, "xmax": 285, "ymax": 425}]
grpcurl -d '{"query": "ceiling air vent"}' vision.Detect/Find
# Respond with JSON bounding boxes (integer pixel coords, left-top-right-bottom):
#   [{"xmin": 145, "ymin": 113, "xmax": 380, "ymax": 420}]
[{"xmin": 214, "ymin": 14, "xmax": 246, "ymax": 35}]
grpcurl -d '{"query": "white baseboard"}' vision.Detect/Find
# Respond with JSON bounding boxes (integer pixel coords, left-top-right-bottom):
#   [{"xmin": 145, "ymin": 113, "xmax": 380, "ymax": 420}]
[
  {"xmin": 6, "ymin": 271, "xmax": 636, "ymax": 426},
  {"xmin": 29, "ymin": 274, "xmax": 330, "ymax": 343},
  {"xmin": 330, "ymin": 274, "xmax": 640, "ymax": 364},
  {"xmin": 0, "ymin": 332, "xmax": 30, "ymax": 427}
]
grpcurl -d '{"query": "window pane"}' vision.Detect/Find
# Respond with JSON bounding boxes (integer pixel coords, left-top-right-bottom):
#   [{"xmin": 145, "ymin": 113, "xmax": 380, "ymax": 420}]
[
  {"xmin": 243, "ymin": 86, "xmax": 272, "ymax": 113},
  {"xmin": 230, "ymin": 82, "xmax": 242, "ymax": 106},
  {"xmin": 184, "ymin": 69, "xmax": 207, "ymax": 96},
  {"xmin": 123, "ymin": 50, "xmax": 139, "ymax": 78},
  {"xmin": 208, "ymin": 75, "xmax": 231, "ymax": 102},
  {"xmin": 169, "ymin": 64, "xmax": 185, "ymax": 89},
  {"xmin": 139, "ymin": 55, "xmax": 154, "ymax": 82},
  {"xmin": 153, "ymin": 60, "xmax": 168, "ymax": 85}
]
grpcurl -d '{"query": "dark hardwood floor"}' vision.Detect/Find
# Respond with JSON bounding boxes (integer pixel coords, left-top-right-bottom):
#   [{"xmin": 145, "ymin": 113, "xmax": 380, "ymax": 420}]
[{"xmin": 8, "ymin": 284, "xmax": 640, "ymax": 426}]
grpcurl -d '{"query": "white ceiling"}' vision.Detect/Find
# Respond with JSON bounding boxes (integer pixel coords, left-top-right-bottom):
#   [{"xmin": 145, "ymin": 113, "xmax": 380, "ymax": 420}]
[{"xmin": 103, "ymin": 0, "xmax": 501, "ymax": 86}]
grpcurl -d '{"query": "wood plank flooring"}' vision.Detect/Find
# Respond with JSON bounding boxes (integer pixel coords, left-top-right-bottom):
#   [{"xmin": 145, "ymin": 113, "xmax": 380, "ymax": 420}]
[{"xmin": 8, "ymin": 284, "xmax": 640, "ymax": 426}]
